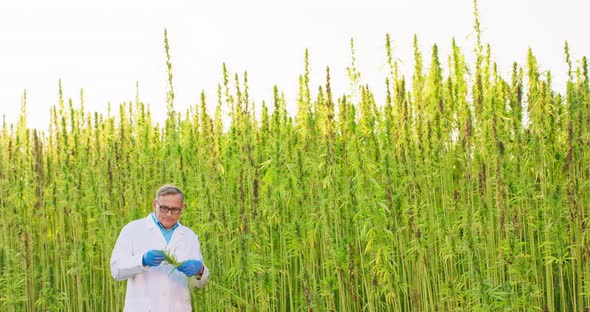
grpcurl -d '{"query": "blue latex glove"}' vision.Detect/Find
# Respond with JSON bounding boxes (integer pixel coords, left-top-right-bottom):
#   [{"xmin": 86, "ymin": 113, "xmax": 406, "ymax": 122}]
[
  {"xmin": 177, "ymin": 260, "xmax": 203, "ymax": 277},
  {"xmin": 142, "ymin": 250, "xmax": 165, "ymax": 267}
]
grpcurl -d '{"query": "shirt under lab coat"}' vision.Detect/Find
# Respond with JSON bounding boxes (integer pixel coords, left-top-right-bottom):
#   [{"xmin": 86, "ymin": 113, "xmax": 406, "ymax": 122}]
[{"xmin": 110, "ymin": 214, "xmax": 210, "ymax": 312}]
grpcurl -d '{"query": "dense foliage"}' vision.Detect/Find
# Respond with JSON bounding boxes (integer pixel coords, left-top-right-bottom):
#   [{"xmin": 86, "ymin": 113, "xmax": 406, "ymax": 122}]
[{"xmin": 1, "ymin": 23, "xmax": 589, "ymax": 311}]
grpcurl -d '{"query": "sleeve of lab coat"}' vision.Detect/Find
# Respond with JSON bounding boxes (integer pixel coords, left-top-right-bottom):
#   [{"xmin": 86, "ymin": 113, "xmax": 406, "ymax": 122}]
[
  {"xmin": 190, "ymin": 233, "xmax": 210, "ymax": 288},
  {"xmin": 192, "ymin": 265, "xmax": 210, "ymax": 288},
  {"xmin": 110, "ymin": 224, "xmax": 146, "ymax": 281}
]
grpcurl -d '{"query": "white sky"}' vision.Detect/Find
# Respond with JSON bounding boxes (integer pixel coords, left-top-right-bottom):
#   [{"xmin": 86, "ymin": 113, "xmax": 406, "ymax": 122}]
[{"xmin": 1, "ymin": 0, "xmax": 588, "ymax": 130}]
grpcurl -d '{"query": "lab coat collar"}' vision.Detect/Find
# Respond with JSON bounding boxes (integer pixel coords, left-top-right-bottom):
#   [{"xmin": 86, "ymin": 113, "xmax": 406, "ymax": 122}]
[
  {"xmin": 144, "ymin": 214, "xmax": 187, "ymax": 244},
  {"xmin": 150, "ymin": 212, "xmax": 179, "ymax": 232},
  {"xmin": 145, "ymin": 214, "xmax": 158, "ymax": 230},
  {"xmin": 144, "ymin": 213, "xmax": 183, "ymax": 229}
]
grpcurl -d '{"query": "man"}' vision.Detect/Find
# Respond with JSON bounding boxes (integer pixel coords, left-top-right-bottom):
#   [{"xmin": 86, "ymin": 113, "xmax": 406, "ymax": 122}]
[{"xmin": 111, "ymin": 184, "xmax": 210, "ymax": 311}]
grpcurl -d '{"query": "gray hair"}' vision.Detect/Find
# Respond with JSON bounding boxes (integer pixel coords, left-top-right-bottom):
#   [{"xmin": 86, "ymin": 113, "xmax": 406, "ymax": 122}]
[{"xmin": 155, "ymin": 184, "xmax": 185, "ymax": 202}]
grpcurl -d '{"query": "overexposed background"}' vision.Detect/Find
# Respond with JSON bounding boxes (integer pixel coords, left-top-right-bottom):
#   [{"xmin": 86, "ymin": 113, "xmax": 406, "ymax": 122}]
[{"xmin": 1, "ymin": 0, "xmax": 588, "ymax": 130}]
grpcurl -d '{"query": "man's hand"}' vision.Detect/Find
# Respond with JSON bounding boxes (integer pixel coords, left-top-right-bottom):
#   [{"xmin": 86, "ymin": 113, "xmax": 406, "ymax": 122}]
[
  {"xmin": 177, "ymin": 260, "xmax": 203, "ymax": 277},
  {"xmin": 142, "ymin": 250, "xmax": 165, "ymax": 267}
]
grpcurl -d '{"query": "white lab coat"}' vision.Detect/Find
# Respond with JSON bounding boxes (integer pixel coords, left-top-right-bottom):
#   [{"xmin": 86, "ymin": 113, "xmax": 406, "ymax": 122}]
[{"xmin": 110, "ymin": 215, "xmax": 210, "ymax": 312}]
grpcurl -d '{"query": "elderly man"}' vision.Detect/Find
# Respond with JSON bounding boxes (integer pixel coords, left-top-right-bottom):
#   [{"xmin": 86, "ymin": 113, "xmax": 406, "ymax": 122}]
[{"xmin": 110, "ymin": 184, "xmax": 210, "ymax": 311}]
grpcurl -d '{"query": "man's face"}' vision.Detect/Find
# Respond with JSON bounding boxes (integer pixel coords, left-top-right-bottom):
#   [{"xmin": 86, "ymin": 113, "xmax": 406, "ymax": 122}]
[{"xmin": 153, "ymin": 194, "xmax": 184, "ymax": 229}]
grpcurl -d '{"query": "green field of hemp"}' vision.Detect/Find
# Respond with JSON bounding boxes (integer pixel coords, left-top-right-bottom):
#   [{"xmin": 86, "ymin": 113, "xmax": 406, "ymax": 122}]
[{"xmin": 1, "ymin": 7, "xmax": 589, "ymax": 312}]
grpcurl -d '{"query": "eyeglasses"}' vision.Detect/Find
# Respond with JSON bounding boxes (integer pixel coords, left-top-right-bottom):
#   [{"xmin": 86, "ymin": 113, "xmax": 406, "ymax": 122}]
[{"xmin": 156, "ymin": 201, "xmax": 183, "ymax": 214}]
